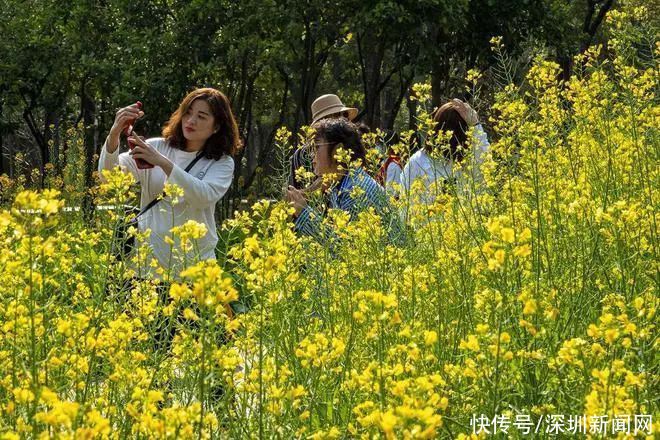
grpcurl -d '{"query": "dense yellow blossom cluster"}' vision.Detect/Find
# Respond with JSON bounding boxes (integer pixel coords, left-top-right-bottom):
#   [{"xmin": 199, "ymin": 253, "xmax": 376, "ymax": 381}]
[{"xmin": 0, "ymin": 10, "xmax": 657, "ymax": 439}]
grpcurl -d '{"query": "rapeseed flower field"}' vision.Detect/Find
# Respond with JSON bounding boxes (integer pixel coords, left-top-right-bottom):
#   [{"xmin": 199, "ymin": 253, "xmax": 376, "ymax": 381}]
[{"xmin": 0, "ymin": 11, "xmax": 657, "ymax": 439}]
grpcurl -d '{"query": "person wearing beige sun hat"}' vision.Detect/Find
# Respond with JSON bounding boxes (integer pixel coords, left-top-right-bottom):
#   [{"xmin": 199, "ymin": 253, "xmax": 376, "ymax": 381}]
[
  {"xmin": 310, "ymin": 94, "xmax": 358, "ymax": 124},
  {"xmin": 288, "ymin": 94, "xmax": 359, "ymax": 190}
]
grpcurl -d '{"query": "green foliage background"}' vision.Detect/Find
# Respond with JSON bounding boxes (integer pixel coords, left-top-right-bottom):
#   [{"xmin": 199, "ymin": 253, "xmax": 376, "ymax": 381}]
[{"xmin": 0, "ymin": 0, "xmax": 657, "ymax": 207}]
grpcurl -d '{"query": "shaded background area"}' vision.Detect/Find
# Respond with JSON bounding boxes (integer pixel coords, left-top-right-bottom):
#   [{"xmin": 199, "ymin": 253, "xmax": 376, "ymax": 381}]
[{"xmin": 0, "ymin": 0, "xmax": 656, "ymax": 213}]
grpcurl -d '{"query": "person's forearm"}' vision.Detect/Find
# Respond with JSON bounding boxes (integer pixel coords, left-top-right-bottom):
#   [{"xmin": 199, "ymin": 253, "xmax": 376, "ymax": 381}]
[
  {"xmin": 105, "ymin": 129, "xmax": 121, "ymax": 154},
  {"xmin": 158, "ymin": 156, "xmax": 174, "ymax": 176}
]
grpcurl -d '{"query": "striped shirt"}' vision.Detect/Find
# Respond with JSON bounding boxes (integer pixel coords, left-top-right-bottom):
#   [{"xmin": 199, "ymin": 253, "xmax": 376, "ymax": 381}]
[{"xmin": 294, "ymin": 167, "xmax": 403, "ymax": 244}]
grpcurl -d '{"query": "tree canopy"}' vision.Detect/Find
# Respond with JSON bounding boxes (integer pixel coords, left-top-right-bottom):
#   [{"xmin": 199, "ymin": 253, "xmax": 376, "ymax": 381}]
[{"xmin": 1, "ymin": 0, "xmax": 650, "ymax": 196}]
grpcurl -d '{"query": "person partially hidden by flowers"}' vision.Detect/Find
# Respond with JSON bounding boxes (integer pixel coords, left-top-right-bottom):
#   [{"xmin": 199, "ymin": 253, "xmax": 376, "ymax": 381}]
[
  {"xmin": 400, "ymin": 98, "xmax": 490, "ymax": 211},
  {"xmin": 288, "ymin": 94, "xmax": 358, "ymax": 191},
  {"xmin": 98, "ymin": 88, "xmax": 240, "ymax": 277},
  {"xmin": 285, "ymin": 118, "xmax": 402, "ymax": 244},
  {"xmin": 375, "ymin": 130, "xmax": 403, "ymax": 197},
  {"xmin": 99, "ymin": 88, "xmax": 241, "ymax": 364}
]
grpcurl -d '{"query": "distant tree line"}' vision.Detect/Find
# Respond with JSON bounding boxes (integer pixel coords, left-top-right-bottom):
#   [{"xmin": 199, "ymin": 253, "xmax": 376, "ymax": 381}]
[{"xmin": 1, "ymin": 0, "xmax": 639, "ymax": 197}]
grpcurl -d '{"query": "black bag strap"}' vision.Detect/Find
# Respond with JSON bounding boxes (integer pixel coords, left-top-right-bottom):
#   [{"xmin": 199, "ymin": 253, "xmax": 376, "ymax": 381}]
[{"xmin": 136, "ymin": 152, "xmax": 204, "ymax": 219}]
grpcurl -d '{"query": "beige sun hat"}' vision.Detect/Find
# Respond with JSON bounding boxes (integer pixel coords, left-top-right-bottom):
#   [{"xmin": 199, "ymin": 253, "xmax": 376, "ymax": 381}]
[{"xmin": 311, "ymin": 94, "xmax": 358, "ymax": 124}]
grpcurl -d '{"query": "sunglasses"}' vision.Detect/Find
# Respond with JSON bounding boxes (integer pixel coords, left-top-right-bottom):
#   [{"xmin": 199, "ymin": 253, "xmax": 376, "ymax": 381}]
[{"xmin": 306, "ymin": 141, "xmax": 336, "ymax": 157}]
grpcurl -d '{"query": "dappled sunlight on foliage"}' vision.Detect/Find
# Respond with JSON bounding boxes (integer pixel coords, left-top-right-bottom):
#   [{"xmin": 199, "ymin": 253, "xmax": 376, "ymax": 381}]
[{"xmin": 0, "ymin": 14, "xmax": 658, "ymax": 439}]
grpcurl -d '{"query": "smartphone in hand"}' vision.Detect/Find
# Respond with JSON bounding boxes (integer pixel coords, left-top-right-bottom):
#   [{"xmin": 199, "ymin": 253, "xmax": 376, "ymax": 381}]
[{"xmin": 128, "ymin": 134, "xmax": 155, "ymax": 169}]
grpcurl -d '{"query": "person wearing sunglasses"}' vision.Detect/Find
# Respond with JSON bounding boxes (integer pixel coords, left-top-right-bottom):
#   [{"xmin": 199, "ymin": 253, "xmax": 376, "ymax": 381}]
[
  {"xmin": 285, "ymin": 118, "xmax": 401, "ymax": 244},
  {"xmin": 288, "ymin": 94, "xmax": 358, "ymax": 190}
]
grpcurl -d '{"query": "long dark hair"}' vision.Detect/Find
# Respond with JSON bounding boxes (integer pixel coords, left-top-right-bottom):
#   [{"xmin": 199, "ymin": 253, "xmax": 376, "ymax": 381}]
[
  {"xmin": 430, "ymin": 102, "xmax": 468, "ymax": 162},
  {"xmin": 162, "ymin": 88, "xmax": 241, "ymax": 159}
]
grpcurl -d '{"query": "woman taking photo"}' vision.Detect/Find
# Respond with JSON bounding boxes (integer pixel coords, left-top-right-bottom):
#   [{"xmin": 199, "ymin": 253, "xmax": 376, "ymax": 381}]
[{"xmin": 99, "ymin": 88, "xmax": 241, "ymax": 276}]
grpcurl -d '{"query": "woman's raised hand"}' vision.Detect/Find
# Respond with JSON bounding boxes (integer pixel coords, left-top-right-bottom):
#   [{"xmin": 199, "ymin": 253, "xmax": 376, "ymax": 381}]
[
  {"xmin": 110, "ymin": 103, "xmax": 144, "ymax": 138},
  {"xmin": 452, "ymin": 99, "xmax": 479, "ymax": 126},
  {"xmin": 105, "ymin": 103, "xmax": 145, "ymax": 153}
]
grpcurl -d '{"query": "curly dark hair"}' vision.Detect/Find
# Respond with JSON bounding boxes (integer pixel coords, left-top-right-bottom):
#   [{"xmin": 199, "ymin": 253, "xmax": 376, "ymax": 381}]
[
  {"xmin": 162, "ymin": 88, "xmax": 241, "ymax": 159},
  {"xmin": 312, "ymin": 118, "xmax": 366, "ymax": 165}
]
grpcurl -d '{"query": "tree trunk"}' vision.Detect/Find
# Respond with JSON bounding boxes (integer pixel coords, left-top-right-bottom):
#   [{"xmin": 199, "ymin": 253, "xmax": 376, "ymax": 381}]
[
  {"xmin": 291, "ymin": 19, "xmax": 314, "ymax": 137},
  {"xmin": 232, "ymin": 69, "xmax": 258, "ymax": 189},
  {"xmin": 97, "ymin": 98, "xmax": 110, "ymax": 158},
  {"xmin": 242, "ymin": 75, "xmax": 289, "ymax": 192},
  {"xmin": 291, "ymin": 19, "xmax": 337, "ymax": 138},
  {"xmin": 380, "ymin": 85, "xmax": 394, "ymax": 129},
  {"xmin": 430, "ymin": 26, "xmax": 452, "ymax": 109},
  {"xmin": 431, "ymin": 58, "xmax": 450, "ymax": 110},
  {"xmin": 581, "ymin": 0, "xmax": 615, "ymax": 52},
  {"xmin": 42, "ymin": 108, "xmax": 58, "ymax": 183},
  {"xmin": 558, "ymin": 54, "xmax": 573, "ymax": 83},
  {"xmin": 385, "ymin": 71, "xmax": 415, "ymax": 130},
  {"xmin": 561, "ymin": 0, "xmax": 615, "ymax": 79},
  {"xmin": 51, "ymin": 116, "xmax": 62, "ymax": 173},
  {"xmin": 22, "ymin": 107, "xmax": 49, "ymax": 182},
  {"xmin": 357, "ymin": 32, "xmax": 387, "ymax": 128}
]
